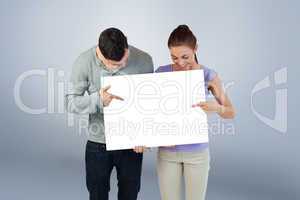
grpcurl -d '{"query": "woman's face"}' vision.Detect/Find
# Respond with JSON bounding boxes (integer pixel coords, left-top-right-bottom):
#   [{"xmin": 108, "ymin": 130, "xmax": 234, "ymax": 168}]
[{"xmin": 169, "ymin": 45, "xmax": 197, "ymax": 70}]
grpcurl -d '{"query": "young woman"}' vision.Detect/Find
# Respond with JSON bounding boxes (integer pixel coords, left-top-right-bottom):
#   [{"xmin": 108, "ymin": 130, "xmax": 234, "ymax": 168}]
[{"xmin": 155, "ymin": 25, "xmax": 235, "ymax": 200}]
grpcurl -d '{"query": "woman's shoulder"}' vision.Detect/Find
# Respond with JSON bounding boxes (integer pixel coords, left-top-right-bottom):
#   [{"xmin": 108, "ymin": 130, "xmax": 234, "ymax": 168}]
[
  {"xmin": 155, "ymin": 64, "xmax": 172, "ymax": 73},
  {"xmin": 201, "ymin": 65, "xmax": 217, "ymax": 82}
]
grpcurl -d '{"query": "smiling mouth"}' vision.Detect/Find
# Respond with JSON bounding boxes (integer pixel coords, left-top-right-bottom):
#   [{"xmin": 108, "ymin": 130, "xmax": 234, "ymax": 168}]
[{"xmin": 179, "ymin": 65, "xmax": 191, "ymax": 69}]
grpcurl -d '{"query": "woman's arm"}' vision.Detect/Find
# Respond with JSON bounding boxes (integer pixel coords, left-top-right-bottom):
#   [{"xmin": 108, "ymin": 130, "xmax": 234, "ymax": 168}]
[
  {"xmin": 192, "ymin": 75, "xmax": 235, "ymax": 119},
  {"xmin": 209, "ymin": 75, "xmax": 235, "ymax": 119}
]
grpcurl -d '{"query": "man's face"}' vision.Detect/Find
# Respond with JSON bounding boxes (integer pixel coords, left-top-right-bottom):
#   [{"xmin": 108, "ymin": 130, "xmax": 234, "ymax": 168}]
[{"xmin": 102, "ymin": 49, "xmax": 129, "ymax": 71}]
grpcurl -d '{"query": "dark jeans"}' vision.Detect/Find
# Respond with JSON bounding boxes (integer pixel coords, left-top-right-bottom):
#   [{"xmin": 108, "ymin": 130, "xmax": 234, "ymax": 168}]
[{"xmin": 85, "ymin": 140, "xmax": 143, "ymax": 200}]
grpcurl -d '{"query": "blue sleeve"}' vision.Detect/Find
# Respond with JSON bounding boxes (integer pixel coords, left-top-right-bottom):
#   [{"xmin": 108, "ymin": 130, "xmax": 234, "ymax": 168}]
[{"xmin": 203, "ymin": 66, "xmax": 217, "ymax": 82}]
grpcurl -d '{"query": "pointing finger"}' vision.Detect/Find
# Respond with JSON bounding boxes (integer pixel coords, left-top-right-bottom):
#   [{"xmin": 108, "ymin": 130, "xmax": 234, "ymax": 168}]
[
  {"xmin": 111, "ymin": 94, "xmax": 124, "ymax": 101},
  {"xmin": 192, "ymin": 102, "xmax": 205, "ymax": 108}
]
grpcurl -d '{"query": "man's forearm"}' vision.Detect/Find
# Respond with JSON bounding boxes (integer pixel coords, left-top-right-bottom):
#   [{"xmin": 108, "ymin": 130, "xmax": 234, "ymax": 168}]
[{"xmin": 65, "ymin": 92, "xmax": 102, "ymax": 114}]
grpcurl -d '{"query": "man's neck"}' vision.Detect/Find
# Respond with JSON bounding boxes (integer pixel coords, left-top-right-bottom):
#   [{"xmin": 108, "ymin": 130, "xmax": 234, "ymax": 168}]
[{"xmin": 95, "ymin": 47, "xmax": 104, "ymax": 63}]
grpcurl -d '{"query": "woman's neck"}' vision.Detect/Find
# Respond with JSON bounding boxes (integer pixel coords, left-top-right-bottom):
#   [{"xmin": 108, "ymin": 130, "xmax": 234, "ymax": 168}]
[{"xmin": 172, "ymin": 63, "xmax": 202, "ymax": 71}]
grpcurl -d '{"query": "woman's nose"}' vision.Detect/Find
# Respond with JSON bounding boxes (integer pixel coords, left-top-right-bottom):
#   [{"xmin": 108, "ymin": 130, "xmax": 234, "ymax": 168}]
[{"xmin": 177, "ymin": 59, "xmax": 185, "ymax": 67}]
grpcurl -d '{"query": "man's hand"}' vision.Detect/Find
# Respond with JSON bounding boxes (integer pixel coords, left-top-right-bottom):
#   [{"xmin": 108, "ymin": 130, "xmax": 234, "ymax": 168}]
[
  {"xmin": 133, "ymin": 146, "xmax": 147, "ymax": 153},
  {"xmin": 99, "ymin": 85, "xmax": 124, "ymax": 107}
]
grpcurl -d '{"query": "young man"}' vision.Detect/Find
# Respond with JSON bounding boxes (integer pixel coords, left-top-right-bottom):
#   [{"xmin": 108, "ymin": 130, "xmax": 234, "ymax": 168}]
[{"xmin": 65, "ymin": 28, "xmax": 154, "ymax": 200}]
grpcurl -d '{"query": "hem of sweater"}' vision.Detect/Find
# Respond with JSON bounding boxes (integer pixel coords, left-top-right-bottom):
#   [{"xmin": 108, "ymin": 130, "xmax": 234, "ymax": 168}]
[{"xmin": 88, "ymin": 135, "xmax": 106, "ymax": 144}]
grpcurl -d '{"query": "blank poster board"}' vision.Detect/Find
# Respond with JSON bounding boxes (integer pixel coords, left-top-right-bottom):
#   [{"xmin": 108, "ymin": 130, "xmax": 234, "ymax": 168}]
[{"xmin": 102, "ymin": 69, "xmax": 208, "ymax": 150}]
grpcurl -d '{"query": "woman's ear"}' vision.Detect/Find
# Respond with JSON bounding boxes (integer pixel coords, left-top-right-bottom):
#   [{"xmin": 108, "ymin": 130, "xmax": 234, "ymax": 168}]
[{"xmin": 194, "ymin": 44, "xmax": 198, "ymax": 53}]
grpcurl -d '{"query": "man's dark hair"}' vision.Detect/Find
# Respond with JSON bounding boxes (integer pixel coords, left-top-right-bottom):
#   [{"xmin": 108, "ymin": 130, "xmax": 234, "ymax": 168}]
[{"xmin": 98, "ymin": 28, "xmax": 128, "ymax": 61}]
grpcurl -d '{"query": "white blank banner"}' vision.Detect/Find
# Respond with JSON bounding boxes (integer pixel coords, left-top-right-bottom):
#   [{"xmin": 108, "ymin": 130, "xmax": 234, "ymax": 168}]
[{"xmin": 102, "ymin": 69, "xmax": 208, "ymax": 150}]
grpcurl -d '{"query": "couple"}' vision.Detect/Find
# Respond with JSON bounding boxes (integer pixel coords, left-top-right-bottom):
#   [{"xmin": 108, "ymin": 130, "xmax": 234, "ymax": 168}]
[{"xmin": 65, "ymin": 25, "xmax": 235, "ymax": 200}]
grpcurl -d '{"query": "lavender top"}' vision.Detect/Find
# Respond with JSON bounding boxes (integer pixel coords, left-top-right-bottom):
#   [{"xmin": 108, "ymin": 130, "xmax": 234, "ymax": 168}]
[{"xmin": 155, "ymin": 64, "xmax": 217, "ymax": 152}]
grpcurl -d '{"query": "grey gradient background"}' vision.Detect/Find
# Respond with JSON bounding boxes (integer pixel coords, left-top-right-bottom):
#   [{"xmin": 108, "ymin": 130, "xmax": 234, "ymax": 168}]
[{"xmin": 1, "ymin": 0, "xmax": 299, "ymax": 199}]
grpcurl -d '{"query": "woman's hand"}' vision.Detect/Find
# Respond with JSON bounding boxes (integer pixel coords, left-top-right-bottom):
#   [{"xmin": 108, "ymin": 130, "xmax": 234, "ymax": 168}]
[
  {"xmin": 192, "ymin": 100, "xmax": 222, "ymax": 114},
  {"xmin": 192, "ymin": 75, "xmax": 235, "ymax": 119}
]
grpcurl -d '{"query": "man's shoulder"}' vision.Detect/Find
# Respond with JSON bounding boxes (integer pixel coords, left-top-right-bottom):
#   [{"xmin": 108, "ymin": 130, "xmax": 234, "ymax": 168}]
[
  {"xmin": 76, "ymin": 46, "xmax": 96, "ymax": 62},
  {"xmin": 127, "ymin": 45, "xmax": 153, "ymax": 73},
  {"xmin": 71, "ymin": 46, "xmax": 96, "ymax": 75},
  {"xmin": 129, "ymin": 45, "xmax": 152, "ymax": 60}
]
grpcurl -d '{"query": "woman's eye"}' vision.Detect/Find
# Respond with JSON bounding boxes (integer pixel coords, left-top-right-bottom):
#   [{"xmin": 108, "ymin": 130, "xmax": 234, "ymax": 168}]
[{"xmin": 183, "ymin": 56, "xmax": 189, "ymax": 59}]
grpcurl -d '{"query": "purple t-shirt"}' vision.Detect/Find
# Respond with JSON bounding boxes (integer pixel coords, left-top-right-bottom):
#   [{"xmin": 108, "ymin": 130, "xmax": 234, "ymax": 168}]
[{"xmin": 155, "ymin": 64, "xmax": 217, "ymax": 152}]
